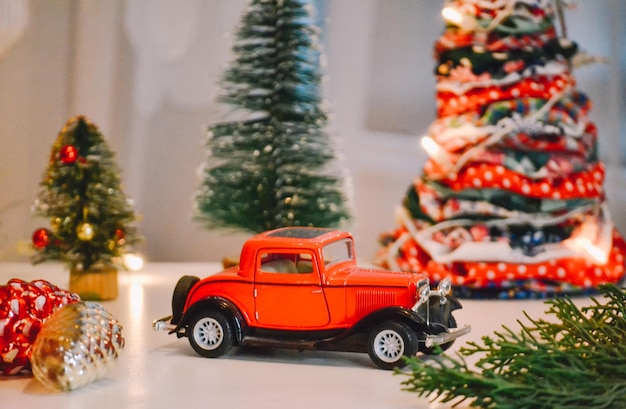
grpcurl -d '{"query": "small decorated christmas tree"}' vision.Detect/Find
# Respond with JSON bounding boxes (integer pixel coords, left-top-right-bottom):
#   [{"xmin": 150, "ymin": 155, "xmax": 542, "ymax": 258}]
[
  {"xmin": 195, "ymin": 0, "xmax": 350, "ymax": 234},
  {"xmin": 31, "ymin": 115, "xmax": 139, "ymax": 300},
  {"xmin": 378, "ymin": 0, "xmax": 626, "ymax": 298}
]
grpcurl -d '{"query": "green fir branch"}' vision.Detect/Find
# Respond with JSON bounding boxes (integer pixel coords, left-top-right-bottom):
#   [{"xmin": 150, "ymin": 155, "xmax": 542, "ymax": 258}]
[{"xmin": 396, "ymin": 284, "xmax": 626, "ymax": 409}]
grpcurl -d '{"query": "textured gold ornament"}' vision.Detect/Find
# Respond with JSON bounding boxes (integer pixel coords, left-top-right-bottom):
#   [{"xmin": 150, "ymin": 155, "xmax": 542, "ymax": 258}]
[
  {"xmin": 76, "ymin": 222, "xmax": 95, "ymax": 241},
  {"xmin": 30, "ymin": 301, "xmax": 124, "ymax": 391}
]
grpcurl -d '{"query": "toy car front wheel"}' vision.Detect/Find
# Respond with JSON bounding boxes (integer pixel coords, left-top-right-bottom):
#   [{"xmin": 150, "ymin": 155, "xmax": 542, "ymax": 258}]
[
  {"xmin": 188, "ymin": 310, "xmax": 234, "ymax": 358},
  {"xmin": 367, "ymin": 321, "xmax": 418, "ymax": 370}
]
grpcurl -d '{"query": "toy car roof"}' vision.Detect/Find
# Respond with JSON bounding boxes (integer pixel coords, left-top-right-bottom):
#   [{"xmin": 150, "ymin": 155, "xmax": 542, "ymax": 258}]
[
  {"xmin": 266, "ymin": 227, "xmax": 335, "ymax": 239},
  {"xmin": 250, "ymin": 227, "xmax": 352, "ymax": 247}
]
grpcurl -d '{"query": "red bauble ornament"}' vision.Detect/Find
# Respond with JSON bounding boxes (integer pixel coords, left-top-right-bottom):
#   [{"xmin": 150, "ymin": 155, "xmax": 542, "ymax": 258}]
[
  {"xmin": 0, "ymin": 279, "xmax": 80, "ymax": 375},
  {"xmin": 32, "ymin": 228, "xmax": 51, "ymax": 249},
  {"xmin": 114, "ymin": 228, "xmax": 125, "ymax": 240},
  {"xmin": 59, "ymin": 144, "xmax": 78, "ymax": 164}
]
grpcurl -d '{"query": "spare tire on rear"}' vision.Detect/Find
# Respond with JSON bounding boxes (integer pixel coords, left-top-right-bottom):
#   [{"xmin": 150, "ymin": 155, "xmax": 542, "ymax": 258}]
[{"xmin": 171, "ymin": 275, "xmax": 200, "ymax": 325}]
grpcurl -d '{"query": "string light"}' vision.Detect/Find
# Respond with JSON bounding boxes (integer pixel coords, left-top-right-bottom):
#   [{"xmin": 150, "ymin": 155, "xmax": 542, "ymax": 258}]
[
  {"xmin": 562, "ymin": 219, "xmax": 610, "ymax": 265},
  {"xmin": 441, "ymin": 6, "xmax": 478, "ymax": 31},
  {"xmin": 123, "ymin": 253, "xmax": 145, "ymax": 271},
  {"xmin": 421, "ymin": 136, "xmax": 452, "ymax": 168},
  {"xmin": 564, "ymin": 237, "xmax": 608, "ymax": 265}
]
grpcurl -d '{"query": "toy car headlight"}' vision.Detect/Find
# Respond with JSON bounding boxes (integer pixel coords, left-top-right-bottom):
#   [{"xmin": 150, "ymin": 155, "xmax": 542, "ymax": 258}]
[
  {"xmin": 419, "ymin": 284, "xmax": 430, "ymax": 303},
  {"xmin": 438, "ymin": 278, "xmax": 452, "ymax": 296}
]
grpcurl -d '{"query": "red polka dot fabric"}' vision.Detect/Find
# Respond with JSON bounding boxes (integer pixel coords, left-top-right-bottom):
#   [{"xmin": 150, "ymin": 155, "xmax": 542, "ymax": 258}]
[
  {"xmin": 377, "ymin": 0, "xmax": 626, "ymax": 298},
  {"xmin": 437, "ymin": 73, "xmax": 574, "ymax": 117},
  {"xmin": 436, "ymin": 162, "xmax": 604, "ymax": 200}
]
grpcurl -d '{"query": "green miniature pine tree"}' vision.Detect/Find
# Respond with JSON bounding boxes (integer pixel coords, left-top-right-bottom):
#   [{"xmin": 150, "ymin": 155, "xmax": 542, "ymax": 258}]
[
  {"xmin": 397, "ymin": 284, "xmax": 626, "ymax": 409},
  {"xmin": 31, "ymin": 115, "xmax": 139, "ymax": 272},
  {"xmin": 195, "ymin": 0, "xmax": 350, "ymax": 234}
]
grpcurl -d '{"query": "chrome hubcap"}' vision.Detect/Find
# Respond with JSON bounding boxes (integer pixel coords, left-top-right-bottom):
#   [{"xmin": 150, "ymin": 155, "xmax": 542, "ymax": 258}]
[
  {"xmin": 194, "ymin": 317, "xmax": 223, "ymax": 350},
  {"xmin": 374, "ymin": 329, "xmax": 404, "ymax": 363}
]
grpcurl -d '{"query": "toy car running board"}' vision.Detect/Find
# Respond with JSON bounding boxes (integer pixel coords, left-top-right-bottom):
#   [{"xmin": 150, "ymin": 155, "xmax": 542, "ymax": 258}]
[{"xmin": 153, "ymin": 313, "xmax": 471, "ymax": 351}]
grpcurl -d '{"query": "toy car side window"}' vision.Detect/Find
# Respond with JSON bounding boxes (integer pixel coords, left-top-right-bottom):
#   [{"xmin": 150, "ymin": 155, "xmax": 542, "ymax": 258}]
[
  {"xmin": 260, "ymin": 252, "xmax": 315, "ymax": 274},
  {"xmin": 295, "ymin": 252, "xmax": 314, "ymax": 273},
  {"xmin": 322, "ymin": 238, "xmax": 354, "ymax": 267}
]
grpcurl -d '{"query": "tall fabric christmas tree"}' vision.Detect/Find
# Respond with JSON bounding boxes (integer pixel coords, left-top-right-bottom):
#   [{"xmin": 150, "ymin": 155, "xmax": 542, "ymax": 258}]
[
  {"xmin": 195, "ymin": 0, "xmax": 350, "ymax": 234},
  {"xmin": 31, "ymin": 116, "xmax": 140, "ymax": 300},
  {"xmin": 378, "ymin": 0, "xmax": 626, "ymax": 298}
]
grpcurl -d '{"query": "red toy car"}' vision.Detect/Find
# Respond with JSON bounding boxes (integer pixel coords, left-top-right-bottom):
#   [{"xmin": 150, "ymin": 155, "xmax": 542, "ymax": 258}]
[{"xmin": 153, "ymin": 227, "xmax": 470, "ymax": 369}]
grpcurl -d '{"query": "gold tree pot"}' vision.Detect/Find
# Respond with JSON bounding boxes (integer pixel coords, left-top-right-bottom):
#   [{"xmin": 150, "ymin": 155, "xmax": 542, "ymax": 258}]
[{"xmin": 69, "ymin": 266, "xmax": 118, "ymax": 301}]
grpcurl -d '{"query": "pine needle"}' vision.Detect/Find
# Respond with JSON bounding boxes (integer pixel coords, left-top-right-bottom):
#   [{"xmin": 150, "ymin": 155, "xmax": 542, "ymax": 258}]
[{"xmin": 396, "ymin": 284, "xmax": 626, "ymax": 409}]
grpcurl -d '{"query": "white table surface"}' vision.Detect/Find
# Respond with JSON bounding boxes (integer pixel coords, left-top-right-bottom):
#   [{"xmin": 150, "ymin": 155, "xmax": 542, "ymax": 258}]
[{"xmin": 0, "ymin": 262, "xmax": 596, "ymax": 409}]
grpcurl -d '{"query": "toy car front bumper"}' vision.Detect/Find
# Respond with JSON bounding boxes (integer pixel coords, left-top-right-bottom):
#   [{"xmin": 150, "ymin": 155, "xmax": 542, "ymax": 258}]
[{"xmin": 424, "ymin": 325, "xmax": 471, "ymax": 348}]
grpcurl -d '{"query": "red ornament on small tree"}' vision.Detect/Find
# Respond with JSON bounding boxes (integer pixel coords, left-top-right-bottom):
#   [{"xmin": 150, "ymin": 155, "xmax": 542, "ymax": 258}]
[
  {"xmin": 59, "ymin": 144, "xmax": 78, "ymax": 165},
  {"xmin": 32, "ymin": 228, "xmax": 51, "ymax": 249}
]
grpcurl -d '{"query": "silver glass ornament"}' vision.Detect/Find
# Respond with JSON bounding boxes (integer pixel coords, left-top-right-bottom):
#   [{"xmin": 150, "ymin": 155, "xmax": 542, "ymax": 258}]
[{"xmin": 30, "ymin": 301, "xmax": 124, "ymax": 391}]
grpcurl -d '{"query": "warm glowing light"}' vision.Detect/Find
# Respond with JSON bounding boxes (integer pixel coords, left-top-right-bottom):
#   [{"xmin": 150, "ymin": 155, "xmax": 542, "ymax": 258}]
[
  {"xmin": 442, "ymin": 7, "xmax": 477, "ymax": 31},
  {"xmin": 124, "ymin": 253, "xmax": 145, "ymax": 271},
  {"xmin": 563, "ymin": 220, "xmax": 610, "ymax": 265},
  {"xmin": 421, "ymin": 136, "xmax": 452, "ymax": 168},
  {"xmin": 565, "ymin": 238, "xmax": 608, "ymax": 265},
  {"xmin": 442, "ymin": 7, "xmax": 462, "ymax": 24}
]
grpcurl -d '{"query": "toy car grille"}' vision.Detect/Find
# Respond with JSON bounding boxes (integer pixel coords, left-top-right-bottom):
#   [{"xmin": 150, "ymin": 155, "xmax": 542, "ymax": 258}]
[{"xmin": 356, "ymin": 290, "xmax": 397, "ymax": 316}]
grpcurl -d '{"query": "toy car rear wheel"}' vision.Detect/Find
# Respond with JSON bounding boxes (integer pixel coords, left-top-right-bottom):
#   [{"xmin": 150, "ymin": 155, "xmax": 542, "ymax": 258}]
[
  {"xmin": 367, "ymin": 321, "xmax": 418, "ymax": 370},
  {"xmin": 171, "ymin": 275, "xmax": 200, "ymax": 325},
  {"xmin": 188, "ymin": 310, "xmax": 234, "ymax": 358}
]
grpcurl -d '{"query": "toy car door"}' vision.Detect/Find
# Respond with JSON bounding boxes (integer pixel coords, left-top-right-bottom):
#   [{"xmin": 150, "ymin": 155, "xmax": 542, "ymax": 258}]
[{"xmin": 253, "ymin": 249, "xmax": 330, "ymax": 328}]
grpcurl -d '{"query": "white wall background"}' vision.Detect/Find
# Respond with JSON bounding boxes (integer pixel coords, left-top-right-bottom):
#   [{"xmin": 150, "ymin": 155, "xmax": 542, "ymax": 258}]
[{"xmin": 0, "ymin": 0, "xmax": 624, "ymax": 266}]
